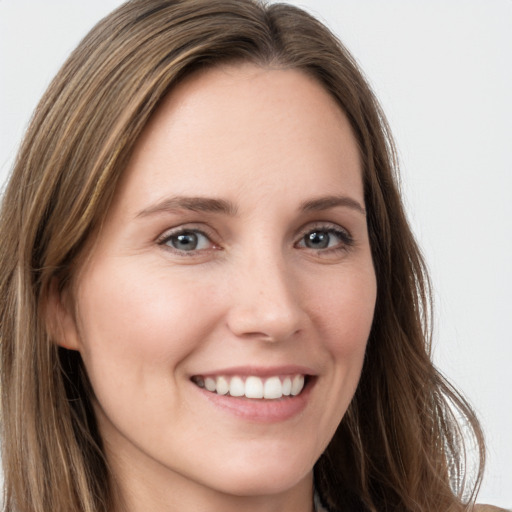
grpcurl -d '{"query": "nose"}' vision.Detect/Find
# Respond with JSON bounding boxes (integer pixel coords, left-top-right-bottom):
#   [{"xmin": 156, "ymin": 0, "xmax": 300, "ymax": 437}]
[{"xmin": 225, "ymin": 252, "xmax": 306, "ymax": 343}]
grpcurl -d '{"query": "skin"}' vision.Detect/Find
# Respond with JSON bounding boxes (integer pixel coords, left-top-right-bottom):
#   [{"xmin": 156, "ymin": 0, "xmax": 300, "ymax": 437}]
[{"xmin": 53, "ymin": 64, "xmax": 377, "ymax": 512}]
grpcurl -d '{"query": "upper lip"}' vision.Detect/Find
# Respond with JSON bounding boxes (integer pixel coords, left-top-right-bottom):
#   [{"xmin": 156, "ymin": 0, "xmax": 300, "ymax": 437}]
[{"xmin": 190, "ymin": 365, "xmax": 317, "ymax": 378}]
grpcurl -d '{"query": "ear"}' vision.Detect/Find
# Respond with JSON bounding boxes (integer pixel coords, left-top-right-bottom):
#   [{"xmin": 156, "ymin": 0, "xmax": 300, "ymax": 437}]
[{"xmin": 44, "ymin": 277, "xmax": 81, "ymax": 351}]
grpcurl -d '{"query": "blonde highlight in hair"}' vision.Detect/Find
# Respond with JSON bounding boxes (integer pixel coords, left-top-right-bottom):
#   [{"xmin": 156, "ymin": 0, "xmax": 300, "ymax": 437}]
[{"xmin": 0, "ymin": 1, "xmax": 484, "ymax": 511}]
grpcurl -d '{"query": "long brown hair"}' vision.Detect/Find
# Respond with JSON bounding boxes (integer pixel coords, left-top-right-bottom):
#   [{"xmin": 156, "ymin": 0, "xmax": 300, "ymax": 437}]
[{"xmin": 0, "ymin": 1, "xmax": 484, "ymax": 511}]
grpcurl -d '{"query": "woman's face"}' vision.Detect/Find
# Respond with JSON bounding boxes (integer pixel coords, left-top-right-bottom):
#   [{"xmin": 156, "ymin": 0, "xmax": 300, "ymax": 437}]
[{"xmin": 58, "ymin": 64, "xmax": 376, "ymax": 507}]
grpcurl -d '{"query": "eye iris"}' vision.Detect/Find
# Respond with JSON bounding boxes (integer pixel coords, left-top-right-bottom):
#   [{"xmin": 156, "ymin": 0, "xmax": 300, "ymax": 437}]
[
  {"xmin": 306, "ymin": 231, "xmax": 329, "ymax": 249},
  {"xmin": 171, "ymin": 232, "xmax": 198, "ymax": 251}
]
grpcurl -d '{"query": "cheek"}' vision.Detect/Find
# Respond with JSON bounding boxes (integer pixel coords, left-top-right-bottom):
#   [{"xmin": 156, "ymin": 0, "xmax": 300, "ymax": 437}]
[
  {"xmin": 74, "ymin": 261, "xmax": 219, "ymax": 375},
  {"xmin": 300, "ymin": 264, "xmax": 376, "ymax": 449},
  {"xmin": 310, "ymin": 264, "xmax": 377, "ymax": 357}
]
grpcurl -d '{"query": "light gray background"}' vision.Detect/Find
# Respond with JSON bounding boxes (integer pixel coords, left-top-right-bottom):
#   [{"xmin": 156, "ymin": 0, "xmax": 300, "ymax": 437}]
[{"xmin": 1, "ymin": 0, "xmax": 511, "ymax": 507}]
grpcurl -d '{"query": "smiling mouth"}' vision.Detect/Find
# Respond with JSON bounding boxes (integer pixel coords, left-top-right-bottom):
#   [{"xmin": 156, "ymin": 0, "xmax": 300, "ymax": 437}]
[{"xmin": 191, "ymin": 374, "xmax": 307, "ymax": 399}]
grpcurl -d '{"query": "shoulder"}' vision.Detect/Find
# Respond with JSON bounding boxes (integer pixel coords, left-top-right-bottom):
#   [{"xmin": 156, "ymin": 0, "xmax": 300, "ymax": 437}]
[{"xmin": 474, "ymin": 505, "xmax": 511, "ymax": 512}]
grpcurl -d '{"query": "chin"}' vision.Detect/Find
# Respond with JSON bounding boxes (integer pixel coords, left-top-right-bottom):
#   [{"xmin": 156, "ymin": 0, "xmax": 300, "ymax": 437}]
[
  {"xmin": 215, "ymin": 468, "xmax": 312, "ymax": 498},
  {"xmin": 201, "ymin": 449, "xmax": 315, "ymax": 497}
]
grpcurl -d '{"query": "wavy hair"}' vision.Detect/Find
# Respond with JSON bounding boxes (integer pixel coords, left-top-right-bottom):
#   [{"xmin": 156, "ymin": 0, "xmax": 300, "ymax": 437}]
[{"xmin": 0, "ymin": 1, "xmax": 484, "ymax": 511}]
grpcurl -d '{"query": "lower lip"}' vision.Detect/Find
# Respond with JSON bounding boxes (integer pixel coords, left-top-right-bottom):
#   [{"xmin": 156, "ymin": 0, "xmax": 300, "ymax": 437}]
[{"xmin": 194, "ymin": 379, "xmax": 314, "ymax": 423}]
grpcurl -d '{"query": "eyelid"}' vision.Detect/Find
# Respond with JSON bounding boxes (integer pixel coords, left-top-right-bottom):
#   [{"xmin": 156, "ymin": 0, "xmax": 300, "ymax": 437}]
[
  {"xmin": 156, "ymin": 224, "xmax": 220, "ymax": 253},
  {"xmin": 294, "ymin": 222, "xmax": 354, "ymax": 251},
  {"xmin": 155, "ymin": 221, "xmax": 354, "ymax": 256}
]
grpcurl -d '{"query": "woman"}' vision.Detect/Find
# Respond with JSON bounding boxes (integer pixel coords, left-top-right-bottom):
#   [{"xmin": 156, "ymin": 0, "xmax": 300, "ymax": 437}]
[{"xmin": 0, "ymin": 1, "xmax": 503, "ymax": 511}]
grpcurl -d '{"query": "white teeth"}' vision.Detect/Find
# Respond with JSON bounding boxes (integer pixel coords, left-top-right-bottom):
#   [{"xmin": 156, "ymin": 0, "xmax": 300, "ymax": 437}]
[
  {"xmin": 205, "ymin": 377, "xmax": 216, "ymax": 392},
  {"xmin": 291, "ymin": 375, "xmax": 305, "ymax": 396},
  {"xmin": 282, "ymin": 377, "xmax": 292, "ymax": 396},
  {"xmin": 194, "ymin": 374, "xmax": 307, "ymax": 399},
  {"xmin": 263, "ymin": 376, "xmax": 282, "ymax": 399},
  {"xmin": 229, "ymin": 376, "xmax": 245, "ymax": 397},
  {"xmin": 245, "ymin": 376, "xmax": 264, "ymax": 398},
  {"xmin": 216, "ymin": 376, "xmax": 229, "ymax": 395}
]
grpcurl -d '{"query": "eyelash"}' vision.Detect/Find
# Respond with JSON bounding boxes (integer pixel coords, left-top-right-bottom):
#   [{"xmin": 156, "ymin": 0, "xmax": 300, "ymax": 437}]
[
  {"xmin": 157, "ymin": 226, "xmax": 217, "ymax": 256},
  {"xmin": 157, "ymin": 223, "xmax": 354, "ymax": 256},
  {"xmin": 295, "ymin": 224, "xmax": 354, "ymax": 254}
]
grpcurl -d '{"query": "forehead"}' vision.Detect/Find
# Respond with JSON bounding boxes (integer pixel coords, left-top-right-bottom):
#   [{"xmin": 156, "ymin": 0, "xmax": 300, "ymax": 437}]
[{"xmin": 113, "ymin": 63, "xmax": 363, "ymax": 214}]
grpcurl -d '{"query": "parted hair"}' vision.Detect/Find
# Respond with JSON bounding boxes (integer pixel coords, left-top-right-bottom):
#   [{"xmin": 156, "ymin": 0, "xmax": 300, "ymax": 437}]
[{"xmin": 0, "ymin": 1, "xmax": 484, "ymax": 511}]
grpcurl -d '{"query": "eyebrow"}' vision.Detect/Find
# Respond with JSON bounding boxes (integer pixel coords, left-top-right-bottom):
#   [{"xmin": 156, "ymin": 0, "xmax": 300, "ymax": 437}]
[
  {"xmin": 300, "ymin": 195, "xmax": 366, "ymax": 215},
  {"xmin": 136, "ymin": 194, "xmax": 366, "ymax": 218},
  {"xmin": 136, "ymin": 196, "xmax": 238, "ymax": 218}
]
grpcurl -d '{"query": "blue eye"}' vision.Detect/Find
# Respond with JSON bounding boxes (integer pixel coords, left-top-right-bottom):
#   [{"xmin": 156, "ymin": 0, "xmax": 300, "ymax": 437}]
[
  {"xmin": 161, "ymin": 230, "xmax": 212, "ymax": 252},
  {"xmin": 304, "ymin": 231, "xmax": 331, "ymax": 249},
  {"xmin": 297, "ymin": 227, "xmax": 352, "ymax": 251}
]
